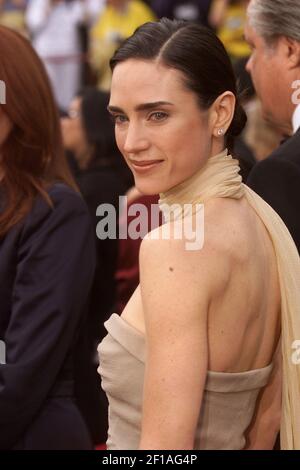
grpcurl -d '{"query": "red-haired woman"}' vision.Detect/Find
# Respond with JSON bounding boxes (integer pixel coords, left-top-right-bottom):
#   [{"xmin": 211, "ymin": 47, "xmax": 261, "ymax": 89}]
[{"xmin": 0, "ymin": 25, "xmax": 96, "ymax": 449}]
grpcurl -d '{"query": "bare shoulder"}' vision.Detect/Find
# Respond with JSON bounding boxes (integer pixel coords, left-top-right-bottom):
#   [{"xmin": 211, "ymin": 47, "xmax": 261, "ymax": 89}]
[
  {"xmin": 139, "ymin": 211, "xmax": 232, "ymax": 304},
  {"xmin": 140, "ymin": 197, "xmax": 256, "ymax": 297},
  {"xmin": 139, "ymin": 223, "xmax": 212, "ymax": 340},
  {"xmin": 141, "ymin": 221, "xmax": 217, "ymax": 274}
]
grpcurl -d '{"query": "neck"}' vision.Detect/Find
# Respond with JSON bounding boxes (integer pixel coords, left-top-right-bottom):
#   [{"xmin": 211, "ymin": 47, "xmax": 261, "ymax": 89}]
[{"xmin": 159, "ymin": 149, "xmax": 244, "ymax": 222}]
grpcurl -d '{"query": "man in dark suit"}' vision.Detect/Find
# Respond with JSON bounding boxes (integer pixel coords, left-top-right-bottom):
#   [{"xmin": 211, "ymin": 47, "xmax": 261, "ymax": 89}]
[
  {"xmin": 242, "ymin": 1, "xmax": 300, "ymax": 450},
  {"xmin": 244, "ymin": 0, "xmax": 300, "ymax": 252}
]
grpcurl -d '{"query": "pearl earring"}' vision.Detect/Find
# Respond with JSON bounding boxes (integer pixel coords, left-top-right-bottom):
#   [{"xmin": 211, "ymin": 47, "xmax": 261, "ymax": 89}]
[{"xmin": 217, "ymin": 128, "xmax": 224, "ymax": 136}]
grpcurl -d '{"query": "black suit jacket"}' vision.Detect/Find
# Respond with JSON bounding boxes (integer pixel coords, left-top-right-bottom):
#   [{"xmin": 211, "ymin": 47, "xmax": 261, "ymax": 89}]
[
  {"xmin": 0, "ymin": 184, "xmax": 96, "ymax": 449},
  {"xmin": 247, "ymin": 128, "xmax": 300, "ymax": 252}
]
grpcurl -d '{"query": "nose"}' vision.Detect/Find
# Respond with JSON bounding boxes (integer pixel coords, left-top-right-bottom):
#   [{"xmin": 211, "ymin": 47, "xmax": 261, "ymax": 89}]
[{"xmin": 122, "ymin": 122, "xmax": 150, "ymax": 154}]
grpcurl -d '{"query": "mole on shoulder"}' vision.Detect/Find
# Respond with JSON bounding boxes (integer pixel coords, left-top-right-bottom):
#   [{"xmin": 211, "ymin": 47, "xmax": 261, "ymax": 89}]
[{"xmin": 169, "ymin": 267, "xmax": 174, "ymax": 272}]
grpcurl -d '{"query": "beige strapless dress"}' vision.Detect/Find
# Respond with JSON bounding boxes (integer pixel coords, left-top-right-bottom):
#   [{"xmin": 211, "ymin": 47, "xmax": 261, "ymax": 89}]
[{"xmin": 98, "ymin": 313, "xmax": 273, "ymax": 450}]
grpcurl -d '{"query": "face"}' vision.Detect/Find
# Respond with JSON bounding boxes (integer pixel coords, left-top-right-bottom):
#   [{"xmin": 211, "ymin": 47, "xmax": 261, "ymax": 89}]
[
  {"xmin": 109, "ymin": 60, "xmax": 214, "ymax": 195},
  {"xmin": 61, "ymin": 97, "xmax": 90, "ymax": 167},
  {"xmin": 245, "ymin": 21, "xmax": 293, "ymax": 131}
]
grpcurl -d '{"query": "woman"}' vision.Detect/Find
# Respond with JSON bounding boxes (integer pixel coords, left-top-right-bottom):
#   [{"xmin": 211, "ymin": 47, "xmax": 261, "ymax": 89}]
[
  {"xmin": 98, "ymin": 19, "xmax": 300, "ymax": 450},
  {"xmin": 61, "ymin": 87, "xmax": 132, "ymax": 337},
  {"xmin": 61, "ymin": 87, "xmax": 131, "ymax": 445},
  {"xmin": 0, "ymin": 26, "xmax": 95, "ymax": 449},
  {"xmin": 62, "ymin": 87, "xmax": 132, "ymax": 189}
]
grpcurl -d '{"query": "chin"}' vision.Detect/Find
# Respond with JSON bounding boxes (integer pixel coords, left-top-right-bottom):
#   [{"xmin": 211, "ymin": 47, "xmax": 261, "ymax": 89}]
[
  {"xmin": 134, "ymin": 177, "xmax": 167, "ymax": 196},
  {"xmin": 135, "ymin": 183, "xmax": 159, "ymax": 196}
]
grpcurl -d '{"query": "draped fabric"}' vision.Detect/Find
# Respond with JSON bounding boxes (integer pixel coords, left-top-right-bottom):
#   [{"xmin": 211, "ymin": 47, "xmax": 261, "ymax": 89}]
[{"xmin": 159, "ymin": 149, "xmax": 300, "ymax": 450}]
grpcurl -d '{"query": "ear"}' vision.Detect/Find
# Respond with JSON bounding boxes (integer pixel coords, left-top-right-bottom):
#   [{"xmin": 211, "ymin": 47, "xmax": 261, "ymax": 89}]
[
  {"xmin": 282, "ymin": 37, "xmax": 300, "ymax": 70},
  {"xmin": 209, "ymin": 91, "xmax": 236, "ymax": 138}
]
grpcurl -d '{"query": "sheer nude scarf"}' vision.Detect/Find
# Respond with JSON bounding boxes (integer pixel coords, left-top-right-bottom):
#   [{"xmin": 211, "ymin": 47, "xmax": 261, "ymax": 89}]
[{"xmin": 159, "ymin": 149, "xmax": 300, "ymax": 450}]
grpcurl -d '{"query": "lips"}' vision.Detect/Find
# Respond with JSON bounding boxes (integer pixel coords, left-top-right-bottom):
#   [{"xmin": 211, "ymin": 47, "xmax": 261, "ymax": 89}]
[
  {"xmin": 130, "ymin": 159, "xmax": 163, "ymax": 167},
  {"xmin": 130, "ymin": 159, "xmax": 164, "ymax": 173}
]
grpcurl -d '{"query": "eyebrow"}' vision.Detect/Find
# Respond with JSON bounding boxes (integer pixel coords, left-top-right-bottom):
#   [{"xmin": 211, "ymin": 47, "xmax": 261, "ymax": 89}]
[{"xmin": 107, "ymin": 101, "xmax": 174, "ymax": 113}]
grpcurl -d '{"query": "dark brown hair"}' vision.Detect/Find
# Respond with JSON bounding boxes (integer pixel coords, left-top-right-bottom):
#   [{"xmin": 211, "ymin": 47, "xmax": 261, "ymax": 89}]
[
  {"xmin": 0, "ymin": 26, "xmax": 78, "ymax": 237},
  {"xmin": 110, "ymin": 18, "xmax": 247, "ymax": 151}
]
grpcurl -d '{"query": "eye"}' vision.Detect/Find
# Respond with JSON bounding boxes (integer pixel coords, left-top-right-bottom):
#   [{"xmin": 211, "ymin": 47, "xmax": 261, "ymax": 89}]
[
  {"xmin": 111, "ymin": 114, "xmax": 128, "ymax": 125},
  {"xmin": 149, "ymin": 111, "xmax": 168, "ymax": 122}
]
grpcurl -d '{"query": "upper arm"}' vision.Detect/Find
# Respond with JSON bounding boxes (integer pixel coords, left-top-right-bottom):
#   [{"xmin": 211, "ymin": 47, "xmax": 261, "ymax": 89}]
[
  {"xmin": 0, "ymin": 190, "xmax": 96, "ymax": 449},
  {"xmin": 138, "ymin": 233, "xmax": 214, "ymax": 449}
]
